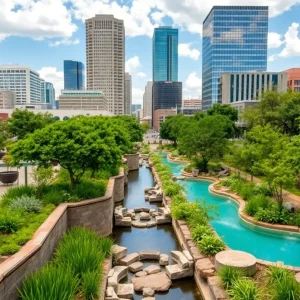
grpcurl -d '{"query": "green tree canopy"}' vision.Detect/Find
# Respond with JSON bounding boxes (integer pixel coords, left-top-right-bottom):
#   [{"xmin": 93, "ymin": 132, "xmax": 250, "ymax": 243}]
[
  {"xmin": 113, "ymin": 115, "xmax": 143, "ymax": 142},
  {"xmin": 7, "ymin": 109, "xmax": 55, "ymax": 139},
  {"xmin": 179, "ymin": 115, "xmax": 228, "ymax": 172},
  {"xmin": 10, "ymin": 117, "xmax": 127, "ymax": 189},
  {"xmin": 207, "ymin": 104, "xmax": 238, "ymax": 122}
]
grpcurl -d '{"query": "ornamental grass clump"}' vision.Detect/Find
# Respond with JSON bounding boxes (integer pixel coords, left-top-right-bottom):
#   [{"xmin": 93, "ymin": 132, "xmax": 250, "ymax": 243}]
[
  {"xmin": 82, "ymin": 270, "xmax": 103, "ymax": 300},
  {"xmin": 198, "ymin": 235, "xmax": 225, "ymax": 256},
  {"xmin": 19, "ymin": 264, "xmax": 78, "ymax": 300},
  {"xmin": 0, "ymin": 212, "xmax": 21, "ymax": 234},
  {"xmin": 229, "ymin": 278, "xmax": 262, "ymax": 300},
  {"xmin": 218, "ymin": 265, "xmax": 245, "ymax": 289},
  {"xmin": 191, "ymin": 224, "xmax": 214, "ymax": 243}
]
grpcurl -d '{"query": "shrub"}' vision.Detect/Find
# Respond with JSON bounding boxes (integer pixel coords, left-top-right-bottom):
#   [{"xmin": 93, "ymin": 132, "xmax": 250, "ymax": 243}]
[
  {"xmin": 240, "ymin": 185, "xmax": 254, "ymax": 201},
  {"xmin": 245, "ymin": 194, "xmax": 272, "ymax": 217},
  {"xmin": 218, "ymin": 265, "xmax": 245, "ymax": 289},
  {"xmin": 171, "ymin": 150, "xmax": 179, "ymax": 157},
  {"xmin": 41, "ymin": 185, "xmax": 78, "ymax": 206},
  {"xmin": 74, "ymin": 179, "xmax": 107, "ymax": 200},
  {"xmin": 31, "ymin": 166, "xmax": 54, "ymax": 198},
  {"xmin": 184, "ymin": 163, "xmax": 194, "ymax": 173},
  {"xmin": 19, "ymin": 264, "xmax": 78, "ymax": 300},
  {"xmin": 253, "ymin": 183, "xmax": 271, "ymax": 196},
  {"xmin": 267, "ymin": 267, "xmax": 300, "ymax": 300},
  {"xmin": 163, "ymin": 182, "xmax": 183, "ymax": 196},
  {"xmin": 198, "ymin": 235, "xmax": 225, "ymax": 256},
  {"xmin": 255, "ymin": 207, "xmax": 292, "ymax": 224},
  {"xmin": 1, "ymin": 185, "xmax": 36, "ymax": 206},
  {"xmin": 0, "ymin": 212, "xmax": 21, "ymax": 234},
  {"xmin": 171, "ymin": 194, "xmax": 187, "ymax": 205},
  {"xmin": 9, "ymin": 196, "xmax": 42, "ymax": 213},
  {"xmin": 229, "ymin": 278, "xmax": 262, "ymax": 300},
  {"xmin": 191, "ymin": 225, "xmax": 214, "ymax": 242},
  {"xmin": 0, "ymin": 243, "xmax": 20, "ymax": 255},
  {"xmin": 82, "ymin": 270, "xmax": 102, "ymax": 300}
]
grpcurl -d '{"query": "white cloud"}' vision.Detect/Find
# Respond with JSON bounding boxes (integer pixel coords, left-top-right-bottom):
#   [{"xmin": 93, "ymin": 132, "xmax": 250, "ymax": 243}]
[
  {"xmin": 184, "ymin": 71, "xmax": 202, "ymax": 98},
  {"xmin": 49, "ymin": 38, "xmax": 80, "ymax": 47},
  {"xmin": 137, "ymin": 72, "xmax": 147, "ymax": 78},
  {"xmin": 268, "ymin": 54, "xmax": 278, "ymax": 62},
  {"xmin": 178, "ymin": 43, "xmax": 200, "ymax": 60},
  {"xmin": 279, "ymin": 22, "xmax": 300, "ymax": 57},
  {"xmin": 0, "ymin": 0, "xmax": 77, "ymax": 42},
  {"xmin": 38, "ymin": 67, "xmax": 64, "ymax": 97},
  {"xmin": 125, "ymin": 56, "xmax": 140, "ymax": 73},
  {"xmin": 132, "ymin": 87, "xmax": 144, "ymax": 104},
  {"xmin": 268, "ymin": 32, "xmax": 283, "ymax": 49}
]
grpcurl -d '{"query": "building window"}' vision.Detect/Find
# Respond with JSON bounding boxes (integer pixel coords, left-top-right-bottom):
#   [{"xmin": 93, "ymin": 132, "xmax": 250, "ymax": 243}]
[{"xmin": 294, "ymin": 80, "xmax": 300, "ymax": 86}]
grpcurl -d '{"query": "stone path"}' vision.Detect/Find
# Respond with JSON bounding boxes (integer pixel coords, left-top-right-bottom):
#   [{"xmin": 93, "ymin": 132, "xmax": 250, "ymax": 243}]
[{"xmin": 105, "ymin": 245, "xmax": 195, "ymax": 300}]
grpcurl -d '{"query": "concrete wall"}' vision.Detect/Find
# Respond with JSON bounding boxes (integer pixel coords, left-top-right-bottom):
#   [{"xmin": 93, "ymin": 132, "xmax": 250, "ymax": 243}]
[
  {"xmin": 124, "ymin": 154, "xmax": 139, "ymax": 171},
  {"xmin": 0, "ymin": 169, "xmax": 124, "ymax": 300}
]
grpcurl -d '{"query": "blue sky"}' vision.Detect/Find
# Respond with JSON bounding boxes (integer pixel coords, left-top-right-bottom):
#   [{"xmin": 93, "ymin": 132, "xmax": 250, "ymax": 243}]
[{"xmin": 1, "ymin": 0, "xmax": 300, "ymax": 104}]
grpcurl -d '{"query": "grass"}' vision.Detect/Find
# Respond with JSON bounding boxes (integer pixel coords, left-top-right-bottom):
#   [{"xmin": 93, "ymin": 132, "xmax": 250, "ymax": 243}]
[
  {"xmin": 218, "ymin": 265, "xmax": 245, "ymax": 289},
  {"xmin": 229, "ymin": 278, "xmax": 262, "ymax": 300},
  {"xmin": 19, "ymin": 228, "xmax": 112, "ymax": 300}
]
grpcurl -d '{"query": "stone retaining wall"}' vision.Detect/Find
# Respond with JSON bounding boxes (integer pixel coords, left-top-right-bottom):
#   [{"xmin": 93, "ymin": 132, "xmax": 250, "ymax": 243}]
[
  {"xmin": 0, "ymin": 169, "xmax": 125, "ymax": 300},
  {"xmin": 124, "ymin": 154, "xmax": 139, "ymax": 171}
]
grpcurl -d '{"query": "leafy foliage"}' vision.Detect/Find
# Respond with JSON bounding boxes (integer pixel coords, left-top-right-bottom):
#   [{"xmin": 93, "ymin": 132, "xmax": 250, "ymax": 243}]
[
  {"xmin": 9, "ymin": 196, "xmax": 42, "ymax": 213},
  {"xmin": 229, "ymin": 278, "xmax": 262, "ymax": 300},
  {"xmin": 218, "ymin": 265, "xmax": 245, "ymax": 289},
  {"xmin": 198, "ymin": 235, "xmax": 225, "ymax": 256},
  {"xmin": 0, "ymin": 212, "xmax": 21, "ymax": 233}
]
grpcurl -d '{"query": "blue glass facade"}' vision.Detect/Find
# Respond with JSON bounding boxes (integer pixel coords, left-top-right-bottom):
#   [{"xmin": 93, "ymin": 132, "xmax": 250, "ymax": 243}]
[
  {"xmin": 45, "ymin": 82, "xmax": 55, "ymax": 104},
  {"xmin": 64, "ymin": 60, "xmax": 85, "ymax": 90},
  {"xmin": 153, "ymin": 27, "xmax": 178, "ymax": 82},
  {"xmin": 202, "ymin": 6, "xmax": 268, "ymax": 110}
]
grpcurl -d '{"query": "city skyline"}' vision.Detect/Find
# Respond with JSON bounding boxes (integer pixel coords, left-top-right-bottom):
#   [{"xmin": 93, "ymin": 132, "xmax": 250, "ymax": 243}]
[{"xmin": 1, "ymin": 1, "xmax": 300, "ymax": 105}]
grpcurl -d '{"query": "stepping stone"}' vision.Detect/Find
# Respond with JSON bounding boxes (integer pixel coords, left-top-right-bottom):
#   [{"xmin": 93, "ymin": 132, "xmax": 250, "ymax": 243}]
[
  {"xmin": 135, "ymin": 207, "xmax": 151, "ymax": 213},
  {"xmin": 131, "ymin": 272, "xmax": 172, "ymax": 292},
  {"xmin": 171, "ymin": 251, "xmax": 190, "ymax": 269},
  {"xmin": 139, "ymin": 250, "xmax": 160, "ymax": 260},
  {"xmin": 147, "ymin": 221, "xmax": 157, "ymax": 228},
  {"xmin": 140, "ymin": 212, "xmax": 151, "ymax": 220},
  {"xmin": 117, "ymin": 283, "xmax": 134, "ymax": 299},
  {"xmin": 142, "ymin": 298, "xmax": 155, "ymax": 300},
  {"xmin": 144, "ymin": 265, "xmax": 161, "ymax": 275},
  {"xmin": 136, "ymin": 271, "xmax": 148, "ymax": 277},
  {"xmin": 159, "ymin": 254, "xmax": 169, "ymax": 266},
  {"xmin": 119, "ymin": 253, "xmax": 140, "ymax": 266},
  {"xmin": 129, "ymin": 262, "xmax": 143, "ymax": 273},
  {"xmin": 155, "ymin": 216, "xmax": 171, "ymax": 224},
  {"xmin": 107, "ymin": 266, "xmax": 129, "ymax": 288},
  {"xmin": 143, "ymin": 287, "xmax": 155, "ymax": 297},
  {"xmin": 112, "ymin": 245, "xmax": 127, "ymax": 260},
  {"xmin": 132, "ymin": 221, "xmax": 147, "ymax": 228},
  {"xmin": 165, "ymin": 264, "xmax": 193, "ymax": 280},
  {"xmin": 116, "ymin": 217, "xmax": 132, "ymax": 227}
]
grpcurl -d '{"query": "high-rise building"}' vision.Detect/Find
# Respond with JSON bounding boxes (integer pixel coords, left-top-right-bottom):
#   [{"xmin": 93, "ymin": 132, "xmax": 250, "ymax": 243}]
[
  {"xmin": 152, "ymin": 81, "xmax": 182, "ymax": 116},
  {"xmin": 124, "ymin": 73, "xmax": 132, "ymax": 115},
  {"xmin": 143, "ymin": 81, "xmax": 153, "ymax": 119},
  {"xmin": 86, "ymin": 15, "xmax": 125, "ymax": 115},
  {"xmin": 153, "ymin": 27, "xmax": 178, "ymax": 82},
  {"xmin": 45, "ymin": 82, "xmax": 55, "ymax": 105},
  {"xmin": 131, "ymin": 104, "xmax": 142, "ymax": 113},
  {"xmin": 202, "ymin": 6, "xmax": 268, "ymax": 110},
  {"xmin": 0, "ymin": 90, "xmax": 15, "ymax": 108},
  {"xmin": 221, "ymin": 71, "xmax": 287, "ymax": 104},
  {"xmin": 0, "ymin": 65, "xmax": 42, "ymax": 104},
  {"xmin": 40, "ymin": 79, "xmax": 46, "ymax": 103},
  {"xmin": 64, "ymin": 60, "xmax": 85, "ymax": 91},
  {"xmin": 284, "ymin": 68, "xmax": 300, "ymax": 92}
]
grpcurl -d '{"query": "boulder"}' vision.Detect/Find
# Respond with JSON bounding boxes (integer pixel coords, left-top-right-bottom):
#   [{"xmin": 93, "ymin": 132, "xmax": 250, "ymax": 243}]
[
  {"xmin": 135, "ymin": 207, "xmax": 151, "ymax": 213},
  {"xmin": 171, "ymin": 251, "xmax": 190, "ymax": 269},
  {"xmin": 112, "ymin": 245, "xmax": 127, "ymax": 261},
  {"xmin": 139, "ymin": 250, "xmax": 160, "ymax": 260},
  {"xmin": 165, "ymin": 264, "xmax": 193, "ymax": 280},
  {"xmin": 106, "ymin": 286, "xmax": 119, "ymax": 300},
  {"xmin": 132, "ymin": 221, "xmax": 147, "ymax": 228},
  {"xmin": 131, "ymin": 272, "xmax": 172, "ymax": 292},
  {"xmin": 147, "ymin": 221, "xmax": 157, "ymax": 228},
  {"xmin": 144, "ymin": 265, "xmax": 161, "ymax": 275},
  {"xmin": 119, "ymin": 253, "xmax": 140, "ymax": 266},
  {"xmin": 159, "ymin": 254, "xmax": 169, "ymax": 266},
  {"xmin": 196, "ymin": 258, "xmax": 215, "ymax": 278},
  {"xmin": 192, "ymin": 168, "xmax": 199, "ymax": 177},
  {"xmin": 143, "ymin": 287, "xmax": 155, "ymax": 297},
  {"xmin": 117, "ymin": 284, "xmax": 134, "ymax": 299},
  {"xmin": 115, "ymin": 217, "xmax": 132, "ymax": 227},
  {"xmin": 183, "ymin": 250, "xmax": 194, "ymax": 263},
  {"xmin": 155, "ymin": 216, "xmax": 171, "ymax": 224},
  {"xmin": 129, "ymin": 262, "xmax": 143, "ymax": 273},
  {"xmin": 140, "ymin": 212, "xmax": 151, "ymax": 220},
  {"xmin": 136, "ymin": 271, "xmax": 148, "ymax": 277}
]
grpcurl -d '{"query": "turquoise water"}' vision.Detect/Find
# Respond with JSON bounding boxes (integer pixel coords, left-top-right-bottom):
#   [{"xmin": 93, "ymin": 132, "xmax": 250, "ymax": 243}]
[{"xmin": 162, "ymin": 156, "xmax": 300, "ymax": 267}]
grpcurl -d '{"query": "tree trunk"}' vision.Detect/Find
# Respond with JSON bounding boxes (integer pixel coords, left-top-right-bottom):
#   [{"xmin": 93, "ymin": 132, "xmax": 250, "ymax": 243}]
[{"xmin": 68, "ymin": 169, "xmax": 77, "ymax": 190}]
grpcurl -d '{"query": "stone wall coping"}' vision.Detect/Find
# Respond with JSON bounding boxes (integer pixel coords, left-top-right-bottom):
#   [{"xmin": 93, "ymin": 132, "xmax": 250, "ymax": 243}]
[
  {"xmin": 0, "ymin": 168, "xmax": 123, "ymax": 283},
  {"xmin": 124, "ymin": 153, "xmax": 139, "ymax": 157}
]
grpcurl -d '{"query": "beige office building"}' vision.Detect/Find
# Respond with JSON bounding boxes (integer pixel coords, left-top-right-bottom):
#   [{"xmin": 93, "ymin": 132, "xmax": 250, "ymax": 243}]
[
  {"xmin": 85, "ymin": 15, "xmax": 125, "ymax": 115},
  {"xmin": 0, "ymin": 90, "xmax": 15, "ymax": 108},
  {"xmin": 58, "ymin": 90, "xmax": 108, "ymax": 111},
  {"xmin": 124, "ymin": 73, "xmax": 132, "ymax": 115},
  {"xmin": 143, "ymin": 81, "xmax": 153, "ymax": 119}
]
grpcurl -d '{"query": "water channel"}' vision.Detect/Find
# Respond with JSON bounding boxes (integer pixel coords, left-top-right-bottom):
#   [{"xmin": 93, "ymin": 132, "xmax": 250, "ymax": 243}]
[{"xmin": 113, "ymin": 164, "xmax": 201, "ymax": 299}]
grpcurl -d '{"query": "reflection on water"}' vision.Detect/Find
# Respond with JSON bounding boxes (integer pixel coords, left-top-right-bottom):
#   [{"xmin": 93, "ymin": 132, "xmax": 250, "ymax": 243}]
[{"xmin": 112, "ymin": 165, "xmax": 201, "ymax": 299}]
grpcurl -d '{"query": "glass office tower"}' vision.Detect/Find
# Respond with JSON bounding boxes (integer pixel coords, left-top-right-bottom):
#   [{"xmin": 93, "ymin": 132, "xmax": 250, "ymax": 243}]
[
  {"xmin": 153, "ymin": 27, "xmax": 178, "ymax": 82},
  {"xmin": 202, "ymin": 6, "xmax": 268, "ymax": 110},
  {"xmin": 64, "ymin": 60, "xmax": 85, "ymax": 90}
]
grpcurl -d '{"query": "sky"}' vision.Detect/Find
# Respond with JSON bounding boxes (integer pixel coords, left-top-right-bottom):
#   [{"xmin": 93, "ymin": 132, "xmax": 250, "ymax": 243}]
[{"xmin": 0, "ymin": 0, "xmax": 300, "ymax": 105}]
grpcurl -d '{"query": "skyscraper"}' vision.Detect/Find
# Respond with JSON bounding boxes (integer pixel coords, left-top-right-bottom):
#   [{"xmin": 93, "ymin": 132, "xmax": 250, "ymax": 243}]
[
  {"xmin": 202, "ymin": 6, "xmax": 268, "ymax": 110},
  {"xmin": 143, "ymin": 81, "xmax": 153, "ymax": 119},
  {"xmin": 86, "ymin": 15, "xmax": 125, "ymax": 115},
  {"xmin": 45, "ymin": 82, "xmax": 55, "ymax": 105},
  {"xmin": 153, "ymin": 26, "xmax": 178, "ymax": 82},
  {"xmin": 124, "ymin": 73, "xmax": 132, "ymax": 115},
  {"xmin": 64, "ymin": 60, "xmax": 84, "ymax": 90}
]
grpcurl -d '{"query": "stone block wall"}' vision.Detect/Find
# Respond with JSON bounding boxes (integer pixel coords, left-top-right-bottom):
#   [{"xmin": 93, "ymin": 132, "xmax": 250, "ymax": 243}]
[
  {"xmin": 112, "ymin": 168, "xmax": 125, "ymax": 203},
  {"xmin": 0, "ymin": 169, "xmax": 124, "ymax": 300},
  {"xmin": 124, "ymin": 154, "xmax": 139, "ymax": 171}
]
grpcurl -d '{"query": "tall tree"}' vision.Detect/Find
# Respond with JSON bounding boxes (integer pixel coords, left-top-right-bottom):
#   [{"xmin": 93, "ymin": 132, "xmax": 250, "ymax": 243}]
[
  {"xmin": 179, "ymin": 115, "xmax": 228, "ymax": 172},
  {"xmin": 207, "ymin": 103, "xmax": 238, "ymax": 122},
  {"xmin": 7, "ymin": 109, "xmax": 55, "ymax": 139}
]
